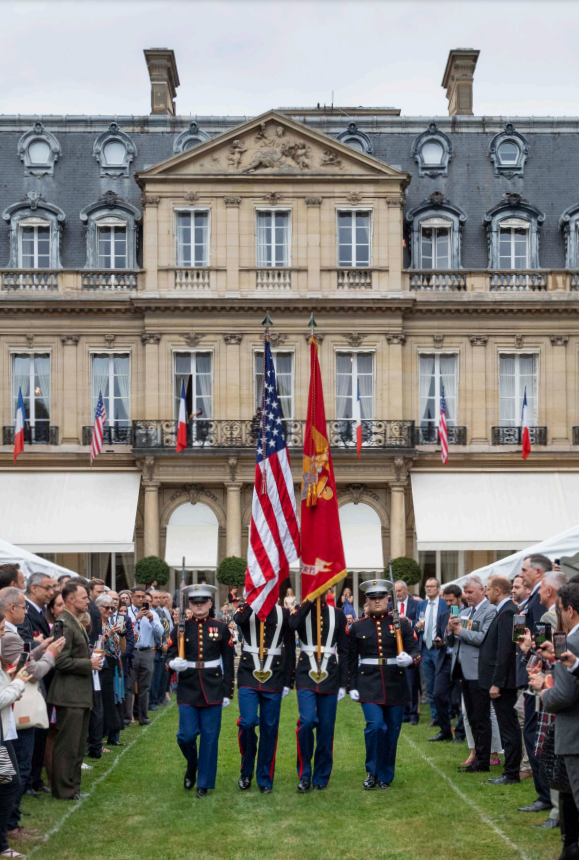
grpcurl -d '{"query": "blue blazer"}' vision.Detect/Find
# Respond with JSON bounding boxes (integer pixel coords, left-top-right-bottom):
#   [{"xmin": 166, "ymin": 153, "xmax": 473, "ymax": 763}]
[{"xmin": 387, "ymin": 596, "xmax": 419, "ymax": 624}]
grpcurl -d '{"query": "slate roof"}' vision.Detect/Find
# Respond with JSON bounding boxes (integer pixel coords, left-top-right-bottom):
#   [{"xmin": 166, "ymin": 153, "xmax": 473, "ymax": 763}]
[{"xmin": 1, "ymin": 113, "xmax": 578, "ymax": 270}]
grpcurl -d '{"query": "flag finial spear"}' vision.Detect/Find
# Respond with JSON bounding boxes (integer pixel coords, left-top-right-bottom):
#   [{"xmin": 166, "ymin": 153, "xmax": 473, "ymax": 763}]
[
  {"xmin": 262, "ymin": 311, "xmax": 273, "ymax": 332},
  {"xmin": 308, "ymin": 312, "xmax": 317, "ymax": 337}
]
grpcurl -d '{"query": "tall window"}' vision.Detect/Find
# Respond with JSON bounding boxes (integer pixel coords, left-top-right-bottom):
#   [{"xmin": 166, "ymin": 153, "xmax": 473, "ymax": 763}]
[
  {"xmin": 337, "ymin": 211, "xmax": 371, "ymax": 267},
  {"xmin": 336, "ymin": 353, "xmax": 374, "ymax": 420},
  {"xmin": 12, "ymin": 353, "xmax": 51, "ymax": 433},
  {"xmin": 19, "ymin": 221, "xmax": 50, "ymax": 268},
  {"xmin": 91, "ymin": 354, "xmax": 130, "ymax": 429},
  {"xmin": 499, "ymin": 353, "xmax": 538, "ymax": 427},
  {"xmin": 499, "ymin": 224, "xmax": 529, "ymax": 269},
  {"xmin": 419, "ymin": 354, "xmax": 458, "ymax": 427},
  {"xmin": 256, "ymin": 211, "xmax": 290, "ymax": 267},
  {"xmin": 174, "ymin": 352, "xmax": 213, "ymax": 419},
  {"xmin": 176, "ymin": 211, "xmax": 209, "ymax": 267},
  {"xmin": 97, "ymin": 221, "xmax": 127, "ymax": 269},
  {"xmin": 420, "ymin": 224, "xmax": 450, "ymax": 269},
  {"xmin": 254, "ymin": 351, "xmax": 293, "ymax": 418}
]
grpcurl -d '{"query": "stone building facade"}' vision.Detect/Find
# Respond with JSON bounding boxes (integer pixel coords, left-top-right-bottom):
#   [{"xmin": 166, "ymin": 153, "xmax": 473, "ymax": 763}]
[{"xmin": 2, "ymin": 48, "xmax": 579, "ymax": 607}]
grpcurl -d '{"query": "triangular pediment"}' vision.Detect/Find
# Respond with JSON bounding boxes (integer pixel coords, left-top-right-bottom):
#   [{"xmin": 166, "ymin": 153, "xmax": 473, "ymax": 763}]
[{"xmin": 138, "ymin": 110, "xmax": 409, "ymax": 181}]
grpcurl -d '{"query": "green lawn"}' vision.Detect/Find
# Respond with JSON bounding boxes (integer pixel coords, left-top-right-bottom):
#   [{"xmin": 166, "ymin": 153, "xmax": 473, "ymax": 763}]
[{"xmin": 23, "ymin": 695, "xmax": 557, "ymax": 860}]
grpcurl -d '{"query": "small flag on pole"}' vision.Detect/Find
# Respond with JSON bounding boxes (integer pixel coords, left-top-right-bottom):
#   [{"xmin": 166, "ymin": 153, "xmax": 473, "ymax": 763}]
[
  {"xmin": 90, "ymin": 391, "xmax": 107, "ymax": 465},
  {"xmin": 13, "ymin": 388, "xmax": 26, "ymax": 464},
  {"xmin": 521, "ymin": 387, "xmax": 531, "ymax": 460},
  {"xmin": 439, "ymin": 383, "xmax": 448, "ymax": 465},
  {"xmin": 176, "ymin": 379, "xmax": 187, "ymax": 453},
  {"xmin": 353, "ymin": 380, "xmax": 362, "ymax": 458}
]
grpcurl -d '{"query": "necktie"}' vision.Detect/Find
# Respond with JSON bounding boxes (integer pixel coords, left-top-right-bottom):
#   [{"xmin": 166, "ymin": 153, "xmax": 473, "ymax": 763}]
[
  {"xmin": 400, "ymin": 602, "xmax": 405, "ymax": 616},
  {"xmin": 425, "ymin": 602, "xmax": 434, "ymax": 649}
]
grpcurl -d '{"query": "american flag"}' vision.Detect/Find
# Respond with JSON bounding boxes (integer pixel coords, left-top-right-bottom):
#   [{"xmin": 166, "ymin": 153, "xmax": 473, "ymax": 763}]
[
  {"xmin": 245, "ymin": 336, "xmax": 300, "ymax": 620},
  {"xmin": 90, "ymin": 391, "xmax": 107, "ymax": 465},
  {"xmin": 439, "ymin": 383, "xmax": 448, "ymax": 465}
]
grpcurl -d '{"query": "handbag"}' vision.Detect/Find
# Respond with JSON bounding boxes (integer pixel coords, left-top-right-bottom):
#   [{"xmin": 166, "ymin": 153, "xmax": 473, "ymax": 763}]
[
  {"xmin": 13, "ymin": 680, "xmax": 49, "ymax": 731},
  {"xmin": 0, "ymin": 719, "xmax": 16, "ymax": 784},
  {"xmin": 539, "ymin": 720, "xmax": 572, "ymax": 794}
]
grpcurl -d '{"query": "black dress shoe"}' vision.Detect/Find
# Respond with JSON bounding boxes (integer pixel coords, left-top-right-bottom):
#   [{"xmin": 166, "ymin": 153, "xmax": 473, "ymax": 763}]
[
  {"xmin": 518, "ymin": 800, "xmax": 552, "ymax": 812},
  {"xmin": 428, "ymin": 732, "xmax": 453, "ymax": 742},
  {"xmin": 486, "ymin": 775, "xmax": 520, "ymax": 785},
  {"xmin": 25, "ymin": 789, "xmax": 40, "ymax": 798},
  {"xmin": 453, "ymin": 736, "xmax": 466, "ymax": 744},
  {"xmin": 139, "ymin": 719, "xmax": 151, "ymax": 726},
  {"xmin": 36, "ymin": 785, "xmax": 51, "ymax": 794},
  {"xmin": 409, "ymin": 718, "xmax": 419, "ymax": 726},
  {"xmin": 378, "ymin": 782, "xmax": 391, "ymax": 789},
  {"xmin": 196, "ymin": 788, "xmax": 207, "ymax": 797},
  {"xmin": 107, "ymin": 741, "xmax": 126, "ymax": 747},
  {"xmin": 363, "ymin": 773, "xmax": 377, "ymax": 790},
  {"xmin": 184, "ymin": 768, "xmax": 196, "ymax": 791},
  {"xmin": 238, "ymin": 776, "xmax": 252, "ymax": 791},
  {"xmin": 313, "ymin": 784, "xmax": 326, "ymax": 791},
  {"xmin": 531, "ymin": 818, "xmax": 559, "ymax": 829},
  {"xmin": 259, "ymin": 785, "xmax": 273, "ymax": 794},
  {"xmin": 554, "ymin": 846, "xmax": 579, "ymax": 860},
  {"xmin": 459, "ymin": 763, "xmax": 490, "ymax": 773},
  {"xmin": 297, "ymin": 778, "xmax": 311, "ymax": 793}
]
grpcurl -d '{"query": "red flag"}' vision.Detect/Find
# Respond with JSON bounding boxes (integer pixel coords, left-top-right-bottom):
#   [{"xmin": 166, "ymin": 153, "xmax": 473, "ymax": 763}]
[{"xmin": 300, "ymin": 336, "xmax": 346, "ymax": 601}]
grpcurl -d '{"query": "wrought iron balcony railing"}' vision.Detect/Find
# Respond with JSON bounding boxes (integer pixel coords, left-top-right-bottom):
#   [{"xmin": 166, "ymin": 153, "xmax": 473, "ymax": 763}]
[
  {"xmin": 491, "ymin": 426, "xmax": 547, "ymax": 445},
  {"xmin": 414, "ymin": 425, "xmax": 467, "ymax": 445},
  {"xmin": 132, "ymin": 419, "xmax": 415, "ymax": 451},
  {"xmin": 82, "ymin": 425, "xmax": 133, "ymax": 446},
  {"xmin": 2, "ymin": 424, "xmax": 59, "ymax": 445}
]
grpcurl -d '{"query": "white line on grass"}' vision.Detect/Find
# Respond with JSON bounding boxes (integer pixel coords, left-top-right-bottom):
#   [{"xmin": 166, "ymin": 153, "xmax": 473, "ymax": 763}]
[
  {"xmin": 400, "ymin": 734, "xmax": 532, "ymax": 860},
  {"xmin": 27, "ymin": 703, "xmax": 175, "ymax": 858}
]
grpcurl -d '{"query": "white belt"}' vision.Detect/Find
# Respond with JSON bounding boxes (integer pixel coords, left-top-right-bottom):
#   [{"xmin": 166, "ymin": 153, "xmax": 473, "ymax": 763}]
[
  {"xmin": 243, "ymin": 645, "xmax": 283, "ymax": 656},
  {"xmin": 300, "ymin": 644, "xmax": 336, "ymax": 656},
  {"xmin": 359, "ymin": 657, "xmax": 398, "ymax": 666},
  {"xmin": 184, "ymin": 659, "xmax": 221, "ymax": 669}
]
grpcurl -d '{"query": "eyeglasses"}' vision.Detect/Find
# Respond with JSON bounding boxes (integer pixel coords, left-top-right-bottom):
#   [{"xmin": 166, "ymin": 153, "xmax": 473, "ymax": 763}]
[{"xmin": 34, "ymin": 584, "xmax": 52, "ymax": 591}]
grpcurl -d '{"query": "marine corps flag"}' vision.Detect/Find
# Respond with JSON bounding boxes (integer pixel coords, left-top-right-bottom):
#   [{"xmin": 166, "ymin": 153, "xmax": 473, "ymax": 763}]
[{"xmin": 301, "ymin": 335, "xmax": 347, "ymax": 601}]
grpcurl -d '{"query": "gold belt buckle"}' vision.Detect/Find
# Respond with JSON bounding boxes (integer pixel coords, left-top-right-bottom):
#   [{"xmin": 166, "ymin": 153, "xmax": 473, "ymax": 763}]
[
  {"xmin": 377, "ymin": 658, "xmax": 386, "ymax": 666},
  {"xmin": 196, "ymin": 661, "xmax": 205, "ymax": 669}
]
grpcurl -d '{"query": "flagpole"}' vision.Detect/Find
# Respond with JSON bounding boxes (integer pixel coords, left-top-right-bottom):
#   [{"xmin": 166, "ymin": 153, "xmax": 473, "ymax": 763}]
[
  {"xmin": 308, "ymin": 313, "xmax": 324, "ymax": 669},
  {"xmin": 260, "ymin": 312, "xmax": 273, "ymax": 495}
]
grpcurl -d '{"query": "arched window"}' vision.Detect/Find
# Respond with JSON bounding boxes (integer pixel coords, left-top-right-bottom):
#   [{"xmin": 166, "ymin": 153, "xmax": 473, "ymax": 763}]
[
  {"xmin": 173, "ymin": 121, "xmax": 210, "ymax": 154},
  {"xmin": 412, "ymin": 123, "xmax": 452, "ymax": 177},
  {"xmin": 164, "ymin": 502, "xmax": 219, "ymax": 573},
  {"xmin": 336, "ymin": 122, "xmax": 372, "ymax": 155},
  {"xmin": 485, "ymin": 193, "xmax": 544, "ymax": 269},
  {"xmin": 17, "ymin": 122, "xmax": 61, "ymax": 177},
  {"xmin": 3, "ymin": 193, "xmax": 65, "ymax": 268},
  {"xmin": 406, "ymin": 193, "xmax": 466, "ymax": 270},
  {"xmin": 93, "ymin": 122, "xmax": 136, "ymax": 178},
  {"xmin": 80, "ymin": 192, "xmax": 141, "ymax": 270},
  {"xmin": 489, "ymin": 123, "xmax": 528, "ymax": 178}
]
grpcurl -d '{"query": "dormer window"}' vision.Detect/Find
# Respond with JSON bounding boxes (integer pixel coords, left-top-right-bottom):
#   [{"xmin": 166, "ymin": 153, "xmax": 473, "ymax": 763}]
[
  {"xmin": 80, "ymin": 193, "xmax": 141, "ymax": 269},
  {"xmin": 97, "ymin": 218, "xmax": 127, "ymax": 269},
  {"xmin": 407, "ymin": 193, "xmax": 466, "ymax": 270},
  {"xmin": 17, "ymin": 122, "xmax": 61, "ymax": 177},
  {"xmin": 3, "ymin": 194, "xmax": 65, "ymax": 269},
  {"xmin": 336, "ymin": 122, "xmax": 372, "ymax": 155},
  {"xmin": 173, "ymin": 122, "xmax": 210, "ymax": 154},
  {"xmin": 489, "ymin": 123, "xmax": 528, "ymax": 178},
  {"xmin": 420, "ymin": 218, "xmax": 451, "ymax": 269},
  {"xmin": 422, "ymin": 141, "xmax": 444, "ymax": 166},
  {"xmin": 485, "ymin": 194, "xmax": 544, "ymax": 269},
  {"xmin": 19, "ymin": 219, "xmax": 51, "ymax": 268},
  {"xmin": 412, "ymin": 123, "xmax": 452, "ymax": 177},
  {"xmin": 499, "ymin": 219, "xmax": 529, "ymax": 269},
  {"xmin": 498, "ymin": 141, "xmax": 519, "ymax": 165},
  {"xmin": 93, "ymin": 123, "xmax": 136, "ymax": 178},
  {"xmin": 103, "ymin": 140, "xmax": 127, "ymax": 166}
]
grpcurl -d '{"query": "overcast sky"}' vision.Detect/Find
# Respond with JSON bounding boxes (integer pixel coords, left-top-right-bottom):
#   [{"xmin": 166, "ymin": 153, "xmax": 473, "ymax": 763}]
[{"xmin": 0, "ymin": 0, "xmax": 576, "ymax": 118}]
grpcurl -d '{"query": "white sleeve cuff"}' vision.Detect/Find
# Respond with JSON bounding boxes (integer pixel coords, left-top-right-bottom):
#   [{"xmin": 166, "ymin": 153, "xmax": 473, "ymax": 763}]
[{"xmin": 566, "ymin": 657, "xmax": 579, "ymax": 674}]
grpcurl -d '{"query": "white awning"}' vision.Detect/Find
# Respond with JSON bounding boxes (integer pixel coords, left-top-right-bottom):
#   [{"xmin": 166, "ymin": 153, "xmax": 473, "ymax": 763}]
[
  {"xmin": 412, "ymin": 471, "xmax": 579, "ymax": 551},
  {"xmin": 0, "ymin": 537, "xmax": 77, "ymax": 580},
  {"xmin": 0, "ymin": 472, "xmax": 140, "ymax": 553},
  {"xmin": 165, "ymin": 502, "xmax": 219, "ymax": 569},
  {"xmin": 339, "ymin": 502, "xmax": 384, "ymax": 570}
]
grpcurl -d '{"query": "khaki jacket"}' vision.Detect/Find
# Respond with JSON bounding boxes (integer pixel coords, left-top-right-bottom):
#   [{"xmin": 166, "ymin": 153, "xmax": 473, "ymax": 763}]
[{"xmin": 47, "ymin": 610, "xmax": 94, "ymax": 709}]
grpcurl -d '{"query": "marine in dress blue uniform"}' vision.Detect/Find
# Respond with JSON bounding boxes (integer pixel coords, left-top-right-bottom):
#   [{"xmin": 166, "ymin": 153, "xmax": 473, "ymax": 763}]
[
  {"xmin": 289, "ymin": 598, "xmax": 348, "ymax": 791},
  {"xmin": 348, "ymin": 579, "xmax": 421, "ymax": 790},
  {"xmin": 168, "ymin": 584, "xmax": 235, "ymax": 798},
  {"xmin": 233, "ymin": 600, "xmax": 295, "ymax": 794}
]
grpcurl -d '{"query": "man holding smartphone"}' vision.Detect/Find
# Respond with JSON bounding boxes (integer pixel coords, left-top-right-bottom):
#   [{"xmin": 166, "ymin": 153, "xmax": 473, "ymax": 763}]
[{"xmin": 126, "ymin": 586, "xmax": 164, "ymax": 726}]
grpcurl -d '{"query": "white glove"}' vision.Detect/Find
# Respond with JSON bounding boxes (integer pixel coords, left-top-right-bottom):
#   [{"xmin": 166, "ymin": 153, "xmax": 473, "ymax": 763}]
[
  {"xmin": 337, "ymin": 687, "xmax": 346, "ymax": 702},
  {"xmin": 282, "ymin": 687, "xmax": 290, "ymax": 699},
  {"xmin": 168, "ymin": 657, "xmax": 188, "ymax": 673},
  {"xmin": 396, "ymin": 651, "xmax": 413, "ymax": 668},
  {"xmin": 349, "ymin": 689, "xmax": 360, "ymax": 701},
  {"xmin": 222, "ymin": 697, "xmax": 231, "ymax": 708}
]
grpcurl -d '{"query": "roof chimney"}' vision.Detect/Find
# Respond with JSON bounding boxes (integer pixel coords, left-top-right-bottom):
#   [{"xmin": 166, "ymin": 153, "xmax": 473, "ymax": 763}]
[
  {"xmin": 441, "ymin": 49, "xmax": 480, "ymax": 116},
  {"xmin": 144, "ymin": 48, "xmax": 180, "ymax": 116}
]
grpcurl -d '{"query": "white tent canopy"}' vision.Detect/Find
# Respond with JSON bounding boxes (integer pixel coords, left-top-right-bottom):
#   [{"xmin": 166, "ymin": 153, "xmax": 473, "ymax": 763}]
[
  {"xmin": 0, "ymin": 537, "xmax": 76, "ymax": 579},
  {"xmin": 447, "ymin": 521, "xmax": 579, "ymax": 588},
  {"xmin": 165, "ymin": 502, "xmax": 219, "ymax": 569},
  {"xmin": 339, "ymin": 503, "xmax": 384, "ymax": 570}
]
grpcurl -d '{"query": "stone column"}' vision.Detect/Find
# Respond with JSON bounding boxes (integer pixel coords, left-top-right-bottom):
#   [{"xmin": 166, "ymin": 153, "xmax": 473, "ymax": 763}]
[
  {"xmin": 225, "ymin": 457, "xmax": 243, "ymax": 557},
  {"xmin": 386, "ymin": 333, "xmax": 406, "ymax": 421},
  {"xmin": 61, "ymin": 335, "xmax": 80, "ymax": 444},
  {"xmin": 223, "ymin": 334, "xmax": 243, "ymax": 418},
  {"xmin": 306, "ymin": 197, "xmax": 322, "ymax": 295},
  {"xmin": 389, "ymin": 458, "xmax": 407, "ymax": 559},
  {"xmin": 141, "ymin": 195, "xmax": 160, "ymax": 292},
  {"xmin": 143, "ymin": 465, "xmax": 161, "ymax": 559},
  {"xmin": 141, "ymin": 333, "xmax": 161, "ymax": 420},
  {"xmin": 224, "ymin": 197, "xmax": 241, "ymax": 296},
  {"xmin": 550, "ymin": 335, "xmax": 569, "ymax": 443},
  {"xmin": 470, "ymin": 335, "xmax": 488, "ymax": 444},
  {"xmin": 386, "ymin": 197, "xmax": 404, "ymax": 293}
]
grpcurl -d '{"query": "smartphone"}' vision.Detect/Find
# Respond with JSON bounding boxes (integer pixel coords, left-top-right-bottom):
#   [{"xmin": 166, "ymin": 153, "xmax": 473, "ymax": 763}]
[
  {"xmin": 142, "ymin": 601, "xmax": 150, "ymax": 611},
  {"xmin": 534, "ymin": 624, "xmax": 552, "ymax": 646},
  {"xmin": 554, "ymin": 632, "xmax": 568, "ymax": 660},
  {"xmin": 513, "ymin": 614, "xmax": 527, "ymax": 644},
  {"xmin": 555, "ymin": 559, "xmax": 561, "ymax": 566},
  {"xmin": 450, "ymin": 605, "xmax": 459, "ymax": 617},
  {"xmin": 52, "ymin": 619, "xmax": 64, "ymax": 641},
  {"xmin": 15, "ymin": 650, "xmax": 29, "ymax": 674}
]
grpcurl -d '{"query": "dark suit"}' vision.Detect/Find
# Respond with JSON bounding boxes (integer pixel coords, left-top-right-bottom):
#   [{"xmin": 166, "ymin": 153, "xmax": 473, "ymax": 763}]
[
  {"xmin": 521, "ymin": 585, "xmax": 551, "ymax": 804},
  {"xmin": 398, "ymin": 598, "xmax": 420, "ymax": 722},
  {"xmin": 479, "ymin": 598, "xmax": 521, "ymax": 780},
  {"xmin": 431, "ymin": 607, "xmax": 453, "ymax": 737}
]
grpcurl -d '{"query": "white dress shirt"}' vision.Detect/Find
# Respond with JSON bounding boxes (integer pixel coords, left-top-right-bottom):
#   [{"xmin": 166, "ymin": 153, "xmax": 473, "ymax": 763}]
[
  {"xmin": 496, "ymin": 596, "xmax": 511, "ymax": 613},
  {"xmin": 128, "ymin": 604, "xmax": 163, "ymax": 649},
  {"xmin": 424, "ymin": 598, "xmax": 439, "ymax": 648}
]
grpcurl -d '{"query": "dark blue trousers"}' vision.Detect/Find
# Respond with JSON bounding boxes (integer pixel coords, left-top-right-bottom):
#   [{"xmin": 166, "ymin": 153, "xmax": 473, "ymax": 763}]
[
  {"xmin": 7, "ymin": 727, "xmax": 35, "ymax": 830},
  {"xmin": 150, "ymin": 653, "xmax": 166, "ymax": 706},
  {"xmin": 177, "ymin": 704, "xmax": 222, "ymax": 790},
  {"xmin": 361, "ymin": 702, "xmax": 405, "ymax": 785},
  {"xmin": 296, "ymin": 689, "xmax": 338, "ymax": 786},
  {"xmin": 421, "ymin": 646, "xmax": 439, "ymax": 722},
  {"xmin": 237, "ymin": 687, "xmax": 282, "ymax": 789}
]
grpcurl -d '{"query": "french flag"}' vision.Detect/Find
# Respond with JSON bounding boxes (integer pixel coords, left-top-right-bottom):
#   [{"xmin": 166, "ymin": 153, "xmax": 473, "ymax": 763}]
[
  {"xmin": 353, "ymin": 380, "xmax": 362, "ymax": 458},
  {"xmin": 521, "ymin": 387, "xmax": 531, "ymax": 460},
  {"xmin": 176, "ymin": 379, "xmax": 187, "ymax": 453},
  {"xmin": 13, "ymin": 388, "xmax": 26, "ymax": 464}
]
